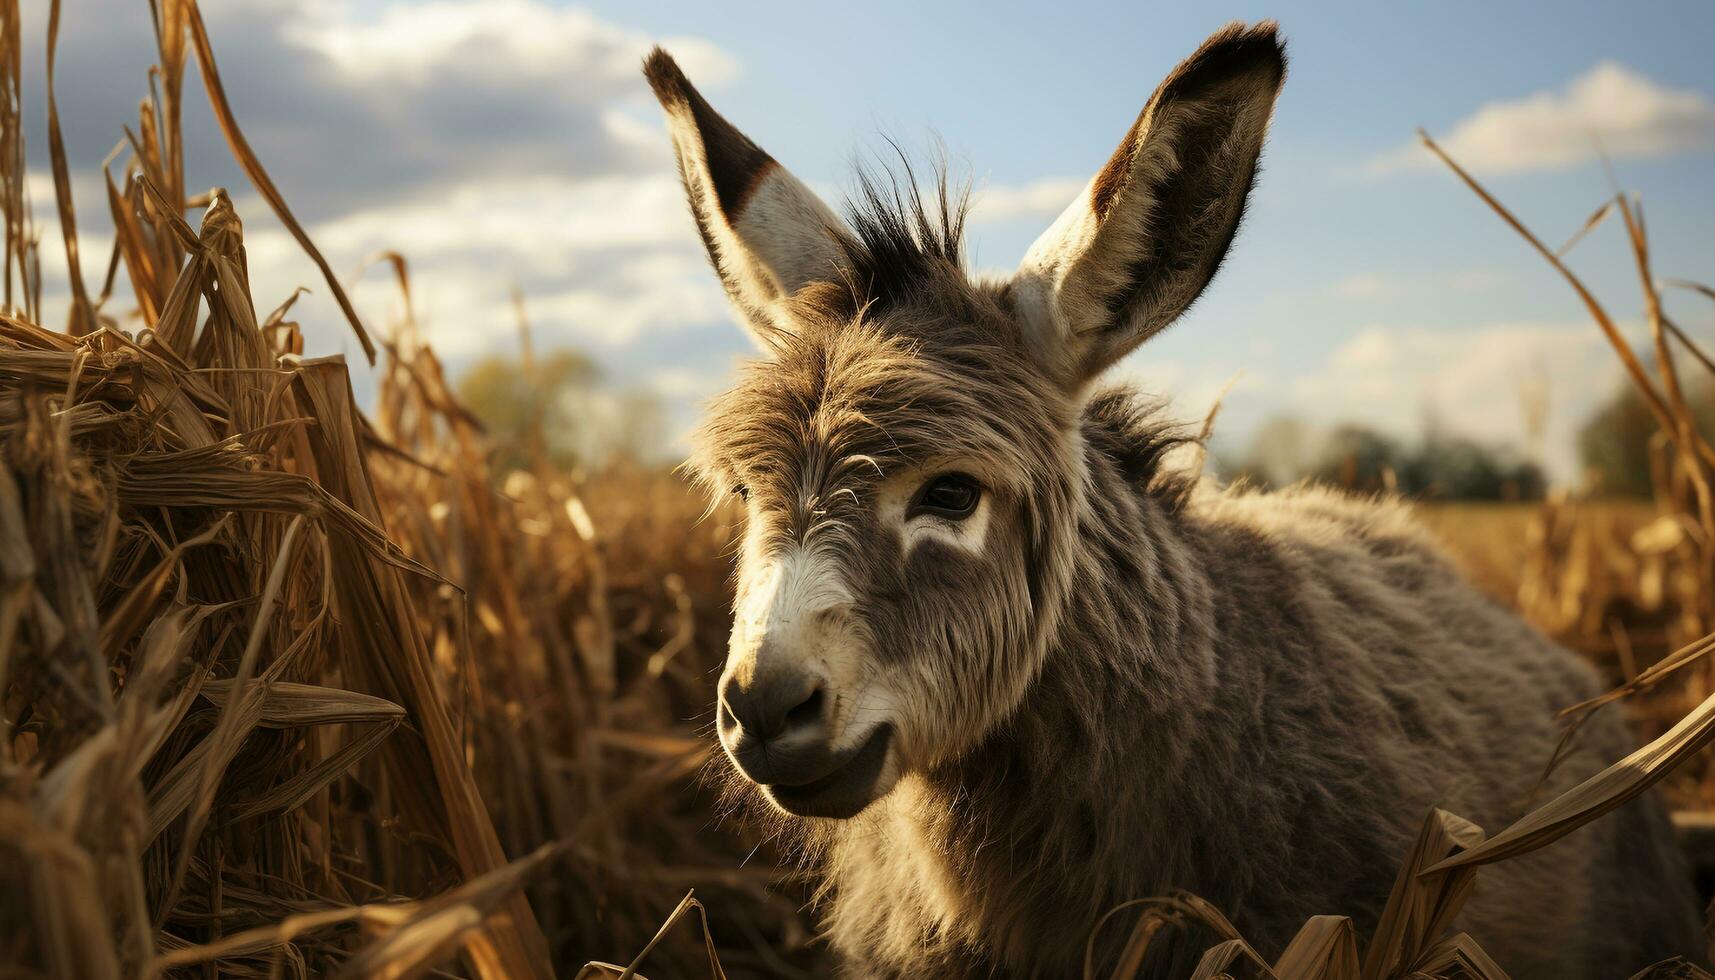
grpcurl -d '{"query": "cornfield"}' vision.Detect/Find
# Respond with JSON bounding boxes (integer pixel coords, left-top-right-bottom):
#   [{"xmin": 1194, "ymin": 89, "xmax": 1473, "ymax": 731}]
[{"xmin": 0, "ymin": 3, "xmax": 1710, "ymax": 978}]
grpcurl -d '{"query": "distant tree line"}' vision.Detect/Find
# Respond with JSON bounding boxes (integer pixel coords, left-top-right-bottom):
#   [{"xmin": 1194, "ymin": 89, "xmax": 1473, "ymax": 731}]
[
  {"xmin": 1576, "ymin": 378, "xmax": 1715, "ymax": 498},
  {"xmin": 455, "ymin": 349, "xmax": 668, "ymax": 472},
  {"xmin": 1221, "ymin": 376, "xmax": 1715, "ymax": 501},
  {"xmin": 1220, "ymin": 417, "xmax": 1547, "ymax": 501}
]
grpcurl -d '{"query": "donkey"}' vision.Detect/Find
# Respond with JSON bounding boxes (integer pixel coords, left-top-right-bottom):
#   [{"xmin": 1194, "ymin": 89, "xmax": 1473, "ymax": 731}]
[{"xmin": 644, "ymin": 22, "xmax": 1703, "ymax": 979}]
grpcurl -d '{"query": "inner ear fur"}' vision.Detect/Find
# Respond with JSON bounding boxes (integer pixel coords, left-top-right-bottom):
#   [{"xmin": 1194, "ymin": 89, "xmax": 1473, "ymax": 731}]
[
  {"xmin": 644, "ymin": 48, "xmax": 854, "ymax": 348},
  {"xmin": 1012, "ymin": 22, "xmax": 1287, "ymax": 385}
]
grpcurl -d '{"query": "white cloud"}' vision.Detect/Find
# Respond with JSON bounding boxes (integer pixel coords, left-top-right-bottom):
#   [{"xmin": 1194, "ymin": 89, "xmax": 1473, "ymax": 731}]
[
  {"xmin": 1329, "ymin": 274, "xmax": 1404, "ymax": 301},
  {"xmin": 1101, "ymin": 321, "xmax": 1641, "ymax": 485},
  {"xmin": 307, "ymin": 174, "xmax": 693, "ymax": 261},
  {"xmin": 1370, "ymin": 62, "xmax": 1715, "ymax": 175},
  {"xmin": 236, "ymin": 172, "xmax": 728, "ymax": 360},
  {"xmin": 29, "ymin": 0, "xmax": 746, "ymax": 376},
  {"xmin": 17, "ymin": 175, "xmax": 116, "ymax": 319},
  {"xmin": 30, "ymin": 0, "xmax": 745, "ymax": 224},
  {"xmin": 1105, "ymin": 356, "xmax": 1264, "ymax": 428},
  {"xmin": 1324, "ymin": 269, "xmax": 1506, "ymax": 304},
  {"xmin": 287, "ymin": 0, "xmax": 735, "ymax": 90},
  {"xmin": 647, "ymin": 365, "xmax": 727, "ymax": 401},
  {"xmin": 1447, "ymin": 268, "xmax": 1505, "ymax": 293},
  {"xmin": 967, "ymin": 176, "xmax": 1085, "ymax": 224},
  {"xmin": 1289, "ymin": 321, "xmax": 1637, "ymax": 478}
]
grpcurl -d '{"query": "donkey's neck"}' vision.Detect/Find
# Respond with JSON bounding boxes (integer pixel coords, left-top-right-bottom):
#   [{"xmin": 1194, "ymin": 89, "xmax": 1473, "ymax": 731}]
[{"xmin": 926, "ymin": 451, "xmax": 1232, "ymax": 885}]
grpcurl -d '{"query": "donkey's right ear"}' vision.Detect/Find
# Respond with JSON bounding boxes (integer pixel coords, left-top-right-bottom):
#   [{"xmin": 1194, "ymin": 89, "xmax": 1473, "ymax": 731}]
[{"xmin": 645, "ymin": 49, "xmax": 852, "ymax": 348}]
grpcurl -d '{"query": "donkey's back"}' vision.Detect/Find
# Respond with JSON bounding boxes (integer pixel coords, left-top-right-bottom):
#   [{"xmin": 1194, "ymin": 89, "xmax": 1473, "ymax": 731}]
[{"xmin": 1191, "ymin": 485, "xmax": 1703, "ymax": 974}]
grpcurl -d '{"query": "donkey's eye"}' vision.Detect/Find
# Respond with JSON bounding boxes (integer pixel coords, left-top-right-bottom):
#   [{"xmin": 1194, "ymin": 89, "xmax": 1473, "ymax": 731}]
[
  {"xmin": 732, "ymin": 483, "xmax": 750, "ymax": 502},
  {"xmin": 910, "ymin": 474, "xmax": 981, "ymax": 521}
]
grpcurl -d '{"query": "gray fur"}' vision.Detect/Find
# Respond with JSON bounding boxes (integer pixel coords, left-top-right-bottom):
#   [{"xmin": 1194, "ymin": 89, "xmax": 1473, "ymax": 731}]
[{"xmin": 652, "ymin": 22, "xmax": 1705, "ymax": 979}]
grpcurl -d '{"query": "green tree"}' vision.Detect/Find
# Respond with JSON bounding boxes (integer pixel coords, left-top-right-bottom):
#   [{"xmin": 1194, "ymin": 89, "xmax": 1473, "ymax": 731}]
[
  {"xmin": 1402, "ymin": 434, "xmax": 1544, "ymax": 501},
  {"xmin": 1311, "ymin": 425, "xmax": 1404, "ymax": 493},
  {"xmin": 456, "ymin": 349, "xmax": 667, "ymax": 471},
  {"xmin": 1230, "ymin": 415, "xmax": 1312, "ymax": 488},
  {"xmin": 1577, "ymin": 379, "xmax": 1715, "ymax": 497}
]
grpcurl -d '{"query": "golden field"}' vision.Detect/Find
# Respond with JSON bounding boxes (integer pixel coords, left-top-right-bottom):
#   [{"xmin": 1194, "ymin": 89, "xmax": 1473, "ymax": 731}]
[{"xmin": 1, "ymin": 2, "xmax": 1712, "ymax": 977}]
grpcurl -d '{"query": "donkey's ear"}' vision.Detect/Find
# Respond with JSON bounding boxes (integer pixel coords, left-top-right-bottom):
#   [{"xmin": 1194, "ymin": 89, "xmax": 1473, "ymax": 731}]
[
  {"xmin": 1011, "ymin": 22, "xmax": 1285, "ymax": 385},
  {"xmin": 645, "ymin": 49, "xmax": 852, "ymax": 348}
]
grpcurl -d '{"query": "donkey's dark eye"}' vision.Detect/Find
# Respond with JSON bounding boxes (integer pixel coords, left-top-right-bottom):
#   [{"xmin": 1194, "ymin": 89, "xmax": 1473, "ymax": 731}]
[
  {"xmin": 732, "ymin": 483, "xmax": 750, "ymax": 502},
  {"xmin": 910, "ymin": 474, "xmax": 981, "ymax": 520}
]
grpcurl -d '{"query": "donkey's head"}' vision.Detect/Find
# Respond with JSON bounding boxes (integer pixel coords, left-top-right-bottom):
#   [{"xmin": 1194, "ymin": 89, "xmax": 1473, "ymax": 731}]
[{"xmin": 647, "ymin": 23, "xmax": 1285, "ymax": 819}]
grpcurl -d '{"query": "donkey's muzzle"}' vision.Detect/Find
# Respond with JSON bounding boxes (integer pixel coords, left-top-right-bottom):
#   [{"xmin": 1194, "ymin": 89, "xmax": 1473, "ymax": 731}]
[
  {"xmin": 720, "ymin": 669, "xmax": 825, "ymax": 744},
  {"xmin": 761, "ymin": 723, "xmax": 893, "ymax": 819},
  {"xmin": 718, "ymin": 670, "xmax": 831, "ymax": 775},
  {"xmin": 718, "ymin": 671, "xmax": 892, "ymax": 817}
]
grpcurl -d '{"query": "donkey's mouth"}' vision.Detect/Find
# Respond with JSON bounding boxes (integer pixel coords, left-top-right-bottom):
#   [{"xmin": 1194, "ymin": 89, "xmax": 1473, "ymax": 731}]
[{"xmin": 763, "ymin": 725, "xmax": 894, "ymax": 819}]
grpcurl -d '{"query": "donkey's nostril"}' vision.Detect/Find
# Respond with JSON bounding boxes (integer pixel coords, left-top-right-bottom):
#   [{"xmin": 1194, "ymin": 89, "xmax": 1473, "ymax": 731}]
[
  {"xmin": 785, "ymin": 687, "xmax": 825, "ymax": 732},
  {"xmin": 724, "ymin": 674, "xmax": 825, "ymax": 742}
]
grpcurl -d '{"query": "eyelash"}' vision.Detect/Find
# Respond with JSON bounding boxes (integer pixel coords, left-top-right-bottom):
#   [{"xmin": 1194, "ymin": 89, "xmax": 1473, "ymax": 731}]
[
  {"xmin": 908, "ymin": 473, "xmax": 982, "ymax": 521},
  {"xmin": 728, "ymin": 475, "xmax": 982, "ymax": 518}
]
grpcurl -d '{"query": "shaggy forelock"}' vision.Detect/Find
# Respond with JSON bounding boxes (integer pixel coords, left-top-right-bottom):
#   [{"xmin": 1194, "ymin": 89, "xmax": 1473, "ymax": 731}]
[
  {"xmin": 839, "ymin": 155, "xmax": 970, "ymax": 311},
  {"xmin": 690, "ymin": 306, "xmax": 1062, "ymax": 535}
]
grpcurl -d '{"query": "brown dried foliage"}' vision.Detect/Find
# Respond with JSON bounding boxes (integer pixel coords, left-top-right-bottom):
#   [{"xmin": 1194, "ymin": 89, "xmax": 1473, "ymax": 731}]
[{"xmin": 0, "ymin": 2, "xmax": 806, "ymax": 977}]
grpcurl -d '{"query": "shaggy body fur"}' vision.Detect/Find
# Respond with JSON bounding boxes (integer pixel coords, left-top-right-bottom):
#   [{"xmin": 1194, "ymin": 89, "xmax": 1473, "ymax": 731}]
[
  {"xmin": 644, "ymin": 22, "xmax": 1704, "ymax": 978},
  {"xmin": 702, "ymin": 331, "xmax": 1703, "ymax": 976},
  {"xmin": 814, "ymin": 420, "xmax": 1702, "ymax": 976}
]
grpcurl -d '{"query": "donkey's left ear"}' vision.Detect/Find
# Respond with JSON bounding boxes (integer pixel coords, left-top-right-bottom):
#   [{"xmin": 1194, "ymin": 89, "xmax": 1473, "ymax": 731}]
[
  {"xmin": 1011, "ymin": 22, "xmax": 1285, "ymax": 386},
  {"xmin": 645, "ymin": 48, "xmax": 853, "ymax": 349}
]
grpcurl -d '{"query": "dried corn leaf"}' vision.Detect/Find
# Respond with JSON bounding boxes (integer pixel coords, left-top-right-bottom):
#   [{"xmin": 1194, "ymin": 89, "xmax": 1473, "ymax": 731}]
[
  {"xmin": 146, "ymin": 675, "xmax": 404, "ymax": 842},
  {"xmin": 43, "ymin": 0, "xmax": 94, "ymax": 335},
  {"xmin": 227, "ymin": 713, "xmax": 402, "ymax": 821},
  {"xmin": 578, "ymin": 890, "xmax": 728, "ymax": 980},
  {"xmin": 1625, "ymin": 957, "xmax": 1715, "ymax": 980},
  {"xmin": 1432, "ymin": 688, "xmax": 1715, "ymax": 872},
  {"xmin": 1560, "ymin": 630, "xmax": 1715, "ymax": 719},
  {"xmin": 1360, "ymin": 809, "xmax": 1485, "ymax": 980},
  {"xmin": 180, "ymin": 1, "xmax": 375, "ymax": 363},
  {"xmin": 1190, "ymin": 938, "xmax": 1274, "ymax": 980},
  {"xmin": 200, "ymin": 679, "xmax": 406, "ymax": 728},
  {"xmin": 1, "ymin": 799, "xmax": 123, "ymax": 980},
  {"xmin": 1405, "ymin": 932, "xmax": 1510, "ymax": 980},
  {"xmin": 1554, "ymin": 199, "xmax": 1614, "ymax": 259},
  {"xmin": 332, "ymin": 841, "xmax": 565, "ymax": 980},
  {"xmin": 146, "ymin": 904, "xmax": 375, "ymax": 976},
  {"xmin": 1273, "ymin": 916, "xmax": 1360, "ymax": 980}
]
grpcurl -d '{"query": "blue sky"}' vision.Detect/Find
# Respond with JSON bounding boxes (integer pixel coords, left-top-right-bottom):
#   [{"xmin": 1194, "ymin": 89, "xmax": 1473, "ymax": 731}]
[{"xmin": 21, "ymin": 0, "xmax": 1715, "ymax": 478}]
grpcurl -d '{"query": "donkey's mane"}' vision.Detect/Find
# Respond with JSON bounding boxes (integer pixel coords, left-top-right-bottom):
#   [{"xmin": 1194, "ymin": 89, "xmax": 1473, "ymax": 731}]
[
  {"xmin": 1082, "ymin": 388, "xmax": 1197, "ymax": 510},
  {"xmin": 839, "ymin": 155, "xmax": 971, "ymax": 309},
  {"xmin": 839, "ymin": 157, "xmax": 1197, "ymax": 509}
]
